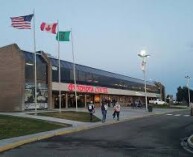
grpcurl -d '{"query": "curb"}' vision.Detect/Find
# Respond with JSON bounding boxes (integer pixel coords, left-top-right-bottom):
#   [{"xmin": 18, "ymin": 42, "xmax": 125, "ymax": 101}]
[
  {"xmin": 0, "ymin": 114, "xmax": 147, "ymax": 153},
  {"xmin": 0, "ymin": 109, "xmax": 186, "ymax": 153},
  {"xmin": 0, "ymin": 126, "xmax": 95, "ymax": 153},
  {"xmin": 0, "ymin": 120, "xmax": 121, "ymax": 153}
]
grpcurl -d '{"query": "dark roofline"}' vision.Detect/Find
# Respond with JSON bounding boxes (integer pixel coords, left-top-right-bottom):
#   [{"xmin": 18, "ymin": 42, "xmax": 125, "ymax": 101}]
[
  {"xmin": 49, "ymin": 56, "xmax": 154, "ymax": 86},
  {"xmin": 21, "ymin": 50, "xmax": 155, "ymax": 86}
]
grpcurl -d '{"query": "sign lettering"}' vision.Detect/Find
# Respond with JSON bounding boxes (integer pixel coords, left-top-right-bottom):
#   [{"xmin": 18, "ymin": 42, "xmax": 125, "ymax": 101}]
[{"xmin": 67, "ymin": 83, "xmax": 108, "ymax": 94}]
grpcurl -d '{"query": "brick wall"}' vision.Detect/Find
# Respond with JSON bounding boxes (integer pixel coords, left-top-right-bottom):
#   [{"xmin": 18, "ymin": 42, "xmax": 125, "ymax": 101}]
[{"xmin": 0, "ymin": 44, "xmax": 25, "ymax": 111}]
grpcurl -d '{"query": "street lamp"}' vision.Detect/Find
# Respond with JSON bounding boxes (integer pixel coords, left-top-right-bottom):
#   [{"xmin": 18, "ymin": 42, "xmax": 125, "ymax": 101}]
[
  {"xmin": 138, "ymin": 50, "xmax": 150, "ymax": 111},
  {"xmin": 185, "ymin": 75, "xmax": 191, "ymax": 107}
]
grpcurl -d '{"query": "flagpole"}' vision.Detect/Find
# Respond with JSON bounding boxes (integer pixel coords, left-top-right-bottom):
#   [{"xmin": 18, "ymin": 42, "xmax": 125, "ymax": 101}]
[
  {"xmin": 33, "ymin": 10, "xmax": 37, "ymax": 115},
  {"xmin": 71, "ymin": 29, "xmax": 78, "ymax": 111},
  {"xmin": 57, "ymin": 20, "xmax": 62, "ymax": 113}
]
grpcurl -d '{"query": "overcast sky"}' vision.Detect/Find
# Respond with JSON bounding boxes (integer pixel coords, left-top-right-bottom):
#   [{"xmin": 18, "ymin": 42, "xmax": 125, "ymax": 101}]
[{"xmin": 1, "ymin": 0, "xmax": 193, "ymax": 97}]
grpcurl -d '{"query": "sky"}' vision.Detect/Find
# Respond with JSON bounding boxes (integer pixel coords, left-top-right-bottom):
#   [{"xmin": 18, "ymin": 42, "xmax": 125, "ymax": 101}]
[{"xmin": 1, "ymin": 0, "xmax": 193, "ymax": 97}]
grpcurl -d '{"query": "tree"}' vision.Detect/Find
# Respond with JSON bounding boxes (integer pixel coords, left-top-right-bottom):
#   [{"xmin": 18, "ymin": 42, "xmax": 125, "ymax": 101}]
[
  {"xmin": 176, "ymin": 86, "xmax": 183, "ymax": 102},
  {"xmin": 176, "ymin": 86, "xmax": 193, "ymax": 103}
]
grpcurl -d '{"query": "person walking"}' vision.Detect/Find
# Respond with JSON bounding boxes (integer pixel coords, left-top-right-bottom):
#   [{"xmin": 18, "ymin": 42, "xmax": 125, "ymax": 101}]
[
  {"xmin": 88, "ymin": 101, "xmax": 95, "ymax": 122},
  {"xmin": 113, "ymin": 101, "xmax": 121, "ymax": 121},
  {"xmin": 101, "ymin": 100, "xmax": 108, "ymax": 123},
  {"xmin": 112, "ymin": 99, "xmax": 116, "ymax": 107}
]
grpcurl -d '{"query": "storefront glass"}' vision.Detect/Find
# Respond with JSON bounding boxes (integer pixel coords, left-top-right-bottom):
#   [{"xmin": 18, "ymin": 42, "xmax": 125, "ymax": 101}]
[
  {"xmin": 25, "ymin": 83, "xmax": 48, "ymax": 109},
  {"xmin": 24, "ymin": 52, "xmax": 48, "ymax": 110}
]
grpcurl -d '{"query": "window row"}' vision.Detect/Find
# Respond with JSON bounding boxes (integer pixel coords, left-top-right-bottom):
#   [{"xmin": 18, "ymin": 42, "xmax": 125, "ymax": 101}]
[
  {"xmin": 25, "ymin": 61, "xmax": 48, "ymax": 84},
  {"xmin": 52, "ymin": 68, "xmax": 159, "ymax": 93}
]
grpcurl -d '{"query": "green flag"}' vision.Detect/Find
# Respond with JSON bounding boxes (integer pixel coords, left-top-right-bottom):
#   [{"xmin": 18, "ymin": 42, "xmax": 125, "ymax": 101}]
[{"xmin": 56, "ymin": 31, "xmax": 70, "ymax": 41}]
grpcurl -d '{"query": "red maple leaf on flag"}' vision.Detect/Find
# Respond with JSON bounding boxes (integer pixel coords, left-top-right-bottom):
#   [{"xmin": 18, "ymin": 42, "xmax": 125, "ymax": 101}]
[
  {"xmin": 46, "ymin": 25, "xmax": 51, "ymax": 31},
  {"xmin": 40, "ymin": 22, "xmax": 57, "ymax": 34}
]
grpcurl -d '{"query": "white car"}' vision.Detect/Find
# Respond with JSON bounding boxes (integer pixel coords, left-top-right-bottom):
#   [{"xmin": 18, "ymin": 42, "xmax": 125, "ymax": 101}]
[{"xmin": 149, "ymin": 99, "xmax": 167, "ymax": 105}]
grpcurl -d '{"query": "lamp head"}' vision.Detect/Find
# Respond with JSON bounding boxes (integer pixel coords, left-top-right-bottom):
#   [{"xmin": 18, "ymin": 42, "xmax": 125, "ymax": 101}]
[
  {"xmin": 140, "ymin": 50, "xmax": 146, "ymax": 56},
  {"xmin": 138, "ymin": 50, "xmax": 150, "ymax": 58}
]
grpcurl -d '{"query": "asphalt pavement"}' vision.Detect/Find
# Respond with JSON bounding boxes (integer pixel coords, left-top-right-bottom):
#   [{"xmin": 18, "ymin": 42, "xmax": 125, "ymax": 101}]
[{"xmin": 0, "ymin": 106, "xmax": 192, "ymax": 153}]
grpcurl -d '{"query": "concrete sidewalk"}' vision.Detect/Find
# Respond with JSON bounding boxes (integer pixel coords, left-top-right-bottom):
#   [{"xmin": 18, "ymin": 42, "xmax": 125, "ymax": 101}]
[{"xmin": 0, "ymin": 107, "xmax": 189, "ymax": 152}]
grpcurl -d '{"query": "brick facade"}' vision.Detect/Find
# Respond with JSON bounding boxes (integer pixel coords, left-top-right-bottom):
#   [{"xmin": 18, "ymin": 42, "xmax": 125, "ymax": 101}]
[{"xmin": 0, "ymin": 44, "xmax": 25, "ymax": 111}]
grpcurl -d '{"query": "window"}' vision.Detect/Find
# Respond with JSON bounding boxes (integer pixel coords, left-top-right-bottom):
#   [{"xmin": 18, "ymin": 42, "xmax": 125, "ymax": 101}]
[
  {"xmin": 61, "ymin": 68, "xmax": 70, "ymax": 82},
  {"xmin": 25, "ymin": 63, "xmax": 34, "ymax": 82},
  {"xmin": 78, "ymin": 71, "xmax": 86, "ymax": 82}
]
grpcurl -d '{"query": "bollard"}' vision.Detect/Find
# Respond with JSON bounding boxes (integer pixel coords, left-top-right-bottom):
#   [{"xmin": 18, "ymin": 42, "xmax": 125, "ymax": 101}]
[
  {"xmin": 190, "ymin": 103, "xmax": 193, "ymax": 116},
  {"xmin": 148, "ymin": 105, "xmax": 153, "ymax": 112},
  {"xmin": 191, "ymin": 108, "xmax": 193, "ymax": 116}
]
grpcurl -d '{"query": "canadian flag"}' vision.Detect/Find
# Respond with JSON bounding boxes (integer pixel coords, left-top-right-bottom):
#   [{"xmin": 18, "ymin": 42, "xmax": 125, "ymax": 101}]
[{"xmin": 40, "ymin": 22, "xmax": 57, "ymax": 34}]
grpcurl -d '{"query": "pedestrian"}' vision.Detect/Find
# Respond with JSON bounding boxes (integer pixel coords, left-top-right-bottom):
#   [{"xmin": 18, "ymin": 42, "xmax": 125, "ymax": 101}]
[
  {"xmin": 112, "ymin": 99, "xmax": 116, "ymax": 107},
  {"xmin": 113, "ymin": 101, "xmax": 121, "ymax": 120},
  {"xmin": 101, "ymin": 100, "xmax": 108, "ymax": 123},
  {"xmin": 112, "ymin": 101, "xmax": 116, "ymax": 118},
  {"xmin": 88, "ymin": 101, "xmax": 95, "ymax": 122}
]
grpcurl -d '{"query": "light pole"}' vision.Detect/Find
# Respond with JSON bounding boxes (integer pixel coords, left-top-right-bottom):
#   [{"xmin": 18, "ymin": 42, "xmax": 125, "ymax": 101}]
[
  {"xmin": 138, "ymin": 50, "xmax": 150, "ymax": 111},
  {"xmin": 185, "ymin": 75, "xmax": 191, "ymax": 107}
]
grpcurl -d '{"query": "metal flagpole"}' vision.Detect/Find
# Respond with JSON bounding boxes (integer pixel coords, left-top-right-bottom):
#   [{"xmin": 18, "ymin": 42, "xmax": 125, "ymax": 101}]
[
  {"xmin": 71, "ymin": 29, "xmax": 78, "ymax": 111},
  {"xmin": 57, "ymin": 20, "xmax": 62, "ymax": 113},
  {"xmin": 185, "ymin": 76, "xmax": 191, "ymax": 107},
  {"xmin": 33, "ymin": 10, "xmax": 37, "ymax": 115},
  {"xmin": 143, "ymin": 61, "xmax": 148, "ymax": 111},
  {"xmin": 138, "ymin": 50, "xmax": 150, "ymax": 112}
]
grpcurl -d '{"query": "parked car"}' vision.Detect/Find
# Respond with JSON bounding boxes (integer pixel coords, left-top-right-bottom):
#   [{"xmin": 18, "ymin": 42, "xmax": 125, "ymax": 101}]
[{"xmin": 149, "ymin": 99, "xmax": 167, "ymax": 105}]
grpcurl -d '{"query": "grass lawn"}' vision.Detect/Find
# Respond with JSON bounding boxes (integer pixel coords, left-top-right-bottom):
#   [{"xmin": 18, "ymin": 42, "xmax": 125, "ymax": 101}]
[
  {"xmin": 0, "ymin": 114, "xmax": 68, "ymax": 140},
  {"xmin": 37, "ymin": 111, "xmax": 101, "ymax": 122}
]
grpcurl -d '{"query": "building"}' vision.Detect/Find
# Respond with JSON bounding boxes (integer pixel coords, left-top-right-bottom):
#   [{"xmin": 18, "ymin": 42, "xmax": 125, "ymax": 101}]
[
  {"xmin": 0, "ymin": 44, "xmax": 161, "ymax": 111},
  {"xmin": 154, "ymin": 81, "xmax": 166, "ymax": 101}
]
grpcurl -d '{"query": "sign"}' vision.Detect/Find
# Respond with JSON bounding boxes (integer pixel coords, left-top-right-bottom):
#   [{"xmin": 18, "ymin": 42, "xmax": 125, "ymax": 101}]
[
  {"xmin": 25, "ymin": 82, "xmax": 48, "ymax": 110},
  {"xmin": 52, "ymin": 66, "xmax": 58, "ymax": 71},
  {"xmin": 67, "ymin": 83, "xmax": 108, "ymax": 94},
  {"xmin": 25, "ymin": 103, "xmax": 48, "ymax": 109}
]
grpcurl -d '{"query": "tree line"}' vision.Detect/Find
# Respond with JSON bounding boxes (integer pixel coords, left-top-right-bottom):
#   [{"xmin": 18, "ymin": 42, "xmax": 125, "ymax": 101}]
[{"xmin": 176, "ymin": 86, "xmax": 193, "ymax": 103}]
